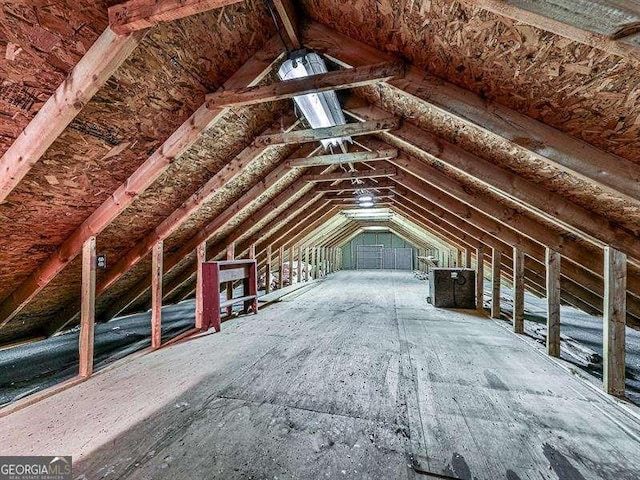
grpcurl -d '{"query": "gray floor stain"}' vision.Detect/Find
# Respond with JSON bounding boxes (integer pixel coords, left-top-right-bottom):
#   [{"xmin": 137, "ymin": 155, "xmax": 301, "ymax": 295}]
[
  {"xmin": 542, "ymin": 443, "xmax": 586, "ymax": 480},
  {"xmin": 505, "ymin": 470, "xmax": 521, "ymax": 480},
  {"xmin": 483, "ymin": 370, "xmax": 510, "ymax": 391},
  {"xmin": 443, "ymin": 452, "xmax": 473, "ymax": 480}
]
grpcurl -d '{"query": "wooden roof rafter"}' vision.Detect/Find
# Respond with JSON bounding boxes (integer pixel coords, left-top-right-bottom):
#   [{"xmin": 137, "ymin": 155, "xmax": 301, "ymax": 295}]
[
  {"xmin": 349, "ymin": 107, "xmax": 640, "ymax": 264},
  {"xmin": 0, "ymin": 27, "xmax": 146, "ymax": 204},
  {"xmin": 108, "ymin": 0, "xmax": 245, "ymax": 34},
  {"xmin": 0, "ymin": 35, "xmax": 287, "ymax": 329},
  {"xmin": 302, "ymin": 21, "xmax": 640, "ymax": 204}
]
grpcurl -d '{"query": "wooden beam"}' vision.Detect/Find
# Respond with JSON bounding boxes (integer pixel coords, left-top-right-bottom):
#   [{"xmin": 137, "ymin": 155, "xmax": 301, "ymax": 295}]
[
  {"xmin": 315, "ymin": 178, "xmax": 396, "ymax": 193},
  {"xmin": 249, "ymin": 244, "xmax": 256, "ymax": 259},
  {"xmin": 255, "ymin": 118, "xmax": 399, "ymax": 147},
  {"xmin": 465, "ymin": 0, "xmax": 640, "ymax": 61},
  {"xmin": 303, "ymin": 21, "xmax": 640, "ymax": 203},
  {"xmin": 464, "ymin": 249, "xmax": 472, "ymax": 269},
  {"xmin": 546, "ymin": 248, "xmax": 561, "ymax": 357},
  {"xmin": 513, "ymin": 248, "xmax": 525, "ymax": 334},
  {"xmin": 0, "ymin": 36, "xmax": 284, "ymax": 329},
  {"xmin": 297, "ymin": 245, "xmax": 303, "ymax": 283},
  {"xmin": 207, "ymin": 62, "xmax": 403, "ymax": 108},
  {"xmin": 491, "ymin": 248, "xmax": 501, "ymax": 319},
  {"xmin": 265, "ymin": 245, "xmax": 272, "ymax": 294},
  {"xmin": 354, "ymin": 108, "xmax": 640, "ymax": 262},
  {"xmin": 195, "ymin": 242, "xmax": 206, "ymax": 329},
  {"xmin": 603, "ymin": 246, "xmax": 627, "ymax": 396},
  {"xmin": 288, "ymin": 149, "xmax": 397, "ymax": 167},
  {"xmin": 151, "ymin": 240, "xmax": 163, "ymax": 349},
  {"xmin": 394, "ymin": 178, "xmax": 640, "ymax": 324},
  {"xmin": 271, "ymin": 0, "xmax": 300, "ymax": 49},
  {"xmin": 302, "ymin": 168, "xmax": 397, "ymax": 182},
  {"xmin": 108, "ymin": 0, "xmax": 244, "ymax": 34},
  {"xmin": 278, "ymin": 246, "xmax": 285, "ymax": 289},
  {"xmin": 226, "ymin": 242, "xmax": 235, "ymax": 261},
  {"xmin": 79, "ymin": 237, "xmax": 96, "ymax": 378},
  {"xmin": 476, "ymin": 245, "xmax": 485, "ymax": 311},
  {"xmin": 0, "ymin": 27, "xmax": 144, "ymax": 204}
]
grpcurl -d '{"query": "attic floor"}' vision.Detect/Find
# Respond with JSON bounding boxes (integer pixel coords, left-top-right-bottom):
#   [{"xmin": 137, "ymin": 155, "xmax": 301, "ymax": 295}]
[{"xmin": 2, "ymin": 271, "xmax": 640, "ymax": 479}]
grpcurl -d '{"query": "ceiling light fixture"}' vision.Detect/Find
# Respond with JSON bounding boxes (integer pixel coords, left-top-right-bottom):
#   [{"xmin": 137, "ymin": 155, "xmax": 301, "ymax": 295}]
[
  {"xmin": 359, "ymin": 201, "xmax": 375, "ymax": 208},
  {"xmin": 358, "ymin": 194, "xmax": 373, "ymax": 203},
  {"xmin": 278, "ymin": 51, "xmax": 352, "ymax": 151}
]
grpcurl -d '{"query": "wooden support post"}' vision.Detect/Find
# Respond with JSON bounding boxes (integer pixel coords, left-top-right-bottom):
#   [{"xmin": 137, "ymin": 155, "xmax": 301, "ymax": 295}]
[
  {"xmin": 79, "ymin": 237, "xmax": 96, "ymax": 378},
  {"xmin": 265, "ymin": 245, "xmax": 272, "ymax": 293},
  {"xmin": 288, "ymin": 245, "xmax": 294, "ymax": 285},
  {"xmin": 226, "ymin": 242, "xmax": 235, "ymax": 316},
  {"xmin": 604, "ymin": 246, "xmax": 627, "ymax": 396},
  {"xmin": 491, "ymin": 248, "xmax": 501, "ymax": 319},
  {"xmin": 513, "ymin": 248, "xmax": 525, "ymax": 334},
  {"xmin": 457, "ymin": 249, "xmax": 463, "ymax": 268},
  {"xmin": 195, "ymin": 242, "xmax": 206, "ymax": 329},
  {"xmin": 546, "ymin": 248, "xmax": 561, "ymax": 357},
  {"xmin": 464, "ymin": 248, "xmax": 472, "ymax": 268},
  {"xmin": 297, "ymin": 245, "xmax": 302, "ymax": 283},
  {"xmin": 249, "ymin": 243, "xmax": 256, "ymax": 259},
  {"xmin": 312, "ymin": 247, "xmax": 318, "ymax": 279},
  {"xmin": 305, "ymin": 246, "xmax": 310, "ymax": 281},
  {"xmin": 151, "ymin": 240, "xmax": 163, "ymax": 349},
  {"xmin": 278, "ymin": 246, "xmax": 285, "ymax": 289},
  {"xmin": 476, "ymin": 246, "xmax": 485, "ymax": 311}
]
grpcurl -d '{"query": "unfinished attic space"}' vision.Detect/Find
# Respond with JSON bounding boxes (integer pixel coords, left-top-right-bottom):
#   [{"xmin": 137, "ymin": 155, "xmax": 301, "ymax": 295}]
[{"xmin": 4, "ymin": 0, "xmax": 640, "ymax": 478}]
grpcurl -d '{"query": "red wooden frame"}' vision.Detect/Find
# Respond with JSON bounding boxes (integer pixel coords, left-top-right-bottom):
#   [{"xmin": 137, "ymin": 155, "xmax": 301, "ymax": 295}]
[{"xmin": 201, "ymin": 260, "xmax": 258, "ymax": 332}]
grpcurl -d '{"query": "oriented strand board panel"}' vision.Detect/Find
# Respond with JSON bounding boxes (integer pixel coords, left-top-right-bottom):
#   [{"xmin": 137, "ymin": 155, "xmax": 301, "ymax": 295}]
[{"xmin": 300, "ymin": 0, "xmax": 640, "ymax": 163}]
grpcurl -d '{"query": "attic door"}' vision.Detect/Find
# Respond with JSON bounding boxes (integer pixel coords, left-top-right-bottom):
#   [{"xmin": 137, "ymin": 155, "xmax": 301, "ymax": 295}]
[{"xmin": 382, "ymin": 247, "xmax": 413, "ymax": 270}]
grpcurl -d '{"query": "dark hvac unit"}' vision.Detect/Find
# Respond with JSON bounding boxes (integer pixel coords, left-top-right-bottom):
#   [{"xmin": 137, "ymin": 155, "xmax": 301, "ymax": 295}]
[{"xmin": 427, "ymin": 268, "xmax": 476, "ymax": 309}]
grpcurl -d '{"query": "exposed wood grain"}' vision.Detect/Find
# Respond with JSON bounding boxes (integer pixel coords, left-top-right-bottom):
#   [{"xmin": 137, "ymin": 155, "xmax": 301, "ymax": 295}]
[
  {"xmin": 491, "ymin": 249, "xmax": 501, "ymax": 319},
  {"xmin": 272, "ymin": 0, "xmax": 300, "ymax": 49},
  {"xmin": 513, "ymin": 248, "xmax": 525, "ymax": 334},
  {"xmin": 287, "ymin": 149, "xmax": 397, "ymax": 167},
  {"xmin": 0, "ymin": 27, "xmax": 144, "ymax": 204},
  {"xmin": 79, "ymin": 237, "xmax": 96, "ymax": 378},
  {"xmin": 314, "ymin": 178, "xmax": 395, "ymax": 193},
  {"xmin": 303, "ymin": 21, "xmax": 640, "ymax": 204},
  {"xmin": 255, "ymin": 118, "xmax": 399, "ymax": 146},
  {"xmin": 151, "ymin": 240, "xmax": 163, "ymax": 349},
  {"xmin": 109, "ymin": 0, "xmax": 244, "ymax": 34},
  {"xmin": 467, "ymin": 0, "xmax": 640, "ymax": 60},
  {"xmin": 546, "ymin": 248, "xmax": 561, "ymax": 357},
  {"xmin": 0, "ymin": 36, "xmax": 285, "ymax": 329},
  {"xmin": 302, "ymin": 167, "xmax": 396, "ymax": 182},
  {"xmin": 476, "ymin": 245, "xmax": 485, "ymax": 310},
  {"xmin": 206, "ymin": 62, "xmax": 404, "ymax": 108},
  {"xmin": 603, "ymin": 246, "xmax": 627, "ymax": 396},
  {"xmin": 351, "ymin": 106, "xmax": 640, "ymax": 262},
  {"xmin": 195, "ymin": 242, "xmax": 206, "ymax": 330}
]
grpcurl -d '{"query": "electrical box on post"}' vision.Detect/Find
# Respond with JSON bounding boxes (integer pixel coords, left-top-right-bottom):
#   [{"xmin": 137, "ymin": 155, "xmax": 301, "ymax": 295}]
[{"xmin": 427, "ymin": 268, "xmax": 476, "ymax": 309}]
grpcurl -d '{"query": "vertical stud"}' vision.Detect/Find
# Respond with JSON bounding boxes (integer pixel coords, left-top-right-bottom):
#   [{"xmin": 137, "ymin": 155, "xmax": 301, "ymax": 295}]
[
  {"xmin": 476, "ymin": 245, "xmax": 485, "ymax": 311},
  {"xmin": 603, "ymin": 246, "xmax": 627, "ymax": 396},
  {"xmin": 546, "ymin": 248, "xmax": 561, "ymax": 357},
  {"xmin": 278, "ymin": 245, "xmax": 284, "ymax": 289},
  {"xmin": 249, "ymin": 243, "xmax": 256, "ymax": 259},
  {"xmin": 151, "ymin": 240, "xmax": 163, "ymax": 349},
  {"xmin": 79, "ymin": 236, "xmax": 96, "ymax": 378},
  {"xmin": 491, "ymin": 248, "xmax": 501, "ymax": 319},
  {"xmin": 195, "ymin": 241, "xmax": 206, "ymax": 329},
  {"xmin": 297, "ymin": 245, "xmax": 302, "ymax": 283},
  {"xmin": 513, "ymin": 247, "xmax": 525, "ymax": 334},
  {"xmin": 265, "ymin": 245, "xmax": 272, "ymax": 294}
]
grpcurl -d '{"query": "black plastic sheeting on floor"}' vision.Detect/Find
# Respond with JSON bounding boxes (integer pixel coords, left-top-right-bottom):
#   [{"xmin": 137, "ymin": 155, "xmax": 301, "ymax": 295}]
[{"xmin": 0, "ymin": 300, "xmax": 197, "ymax": 407}]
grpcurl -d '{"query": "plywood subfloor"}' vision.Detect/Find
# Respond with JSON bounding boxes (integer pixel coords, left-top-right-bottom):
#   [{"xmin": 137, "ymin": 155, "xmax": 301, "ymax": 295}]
[{"xmin": 2, "ymin": 271, "xmax": 640, "ymax": 479}]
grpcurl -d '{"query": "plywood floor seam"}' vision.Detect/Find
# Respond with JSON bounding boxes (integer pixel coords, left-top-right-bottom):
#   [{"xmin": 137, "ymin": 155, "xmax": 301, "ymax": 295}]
[{"xmin": 2, "ymin": 271, "xmax": 640, "ymax": 480}]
